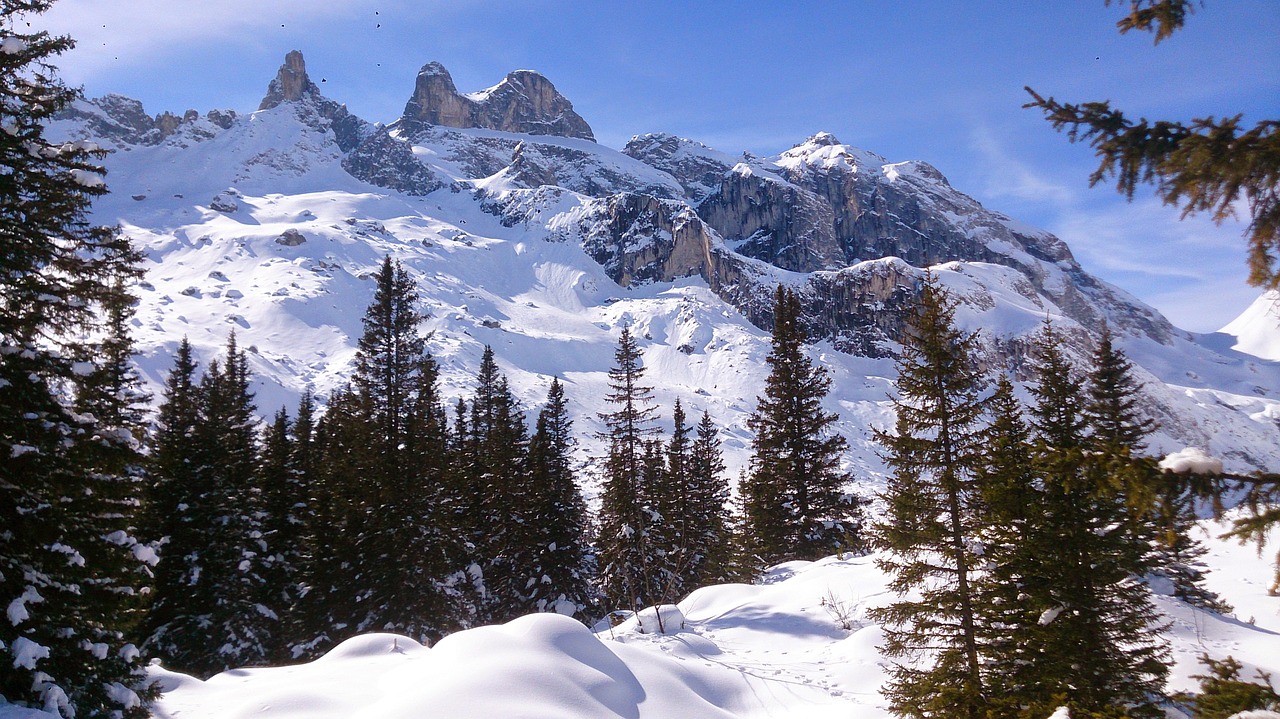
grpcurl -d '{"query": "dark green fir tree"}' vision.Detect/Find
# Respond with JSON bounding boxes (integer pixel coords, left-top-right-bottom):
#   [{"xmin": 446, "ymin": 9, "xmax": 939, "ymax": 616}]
[
  {"xmin": 1, "ymin": 2, "xmax": 154, "ymax": 712},
  {"xmin": 319, "ymin": 257, "xmax": 465, "ymax": 644},
  {"xmin": 742, "ymin": 286, "xmax": 860, "ymax": 564},
  {"xmin": 1019, "ymin": 322, "xmax": 1170, "ymax": 718},
  {"xmin": 464, "ymin": 346, "xmax": 534, "ymax": 622},
  {"xmin": 596, "ymin": 325, "xmax": 660, "ymax": 611},
  {"xmin": 525, "ymin": 378, "xmax": 596, "ymax": 620},
  {"xmin": 870, "ymin": 278, "xmax": 991, "ymax": 719},
  {"xmin": 687, "ymin": 410, "xmax": 735, "ymax": 585}
]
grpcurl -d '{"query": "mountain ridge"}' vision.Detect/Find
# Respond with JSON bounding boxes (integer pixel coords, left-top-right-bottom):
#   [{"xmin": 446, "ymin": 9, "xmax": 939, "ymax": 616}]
[{"xmin": 48, "ymin": 51, "xmax": 1280, "ymax": 476}]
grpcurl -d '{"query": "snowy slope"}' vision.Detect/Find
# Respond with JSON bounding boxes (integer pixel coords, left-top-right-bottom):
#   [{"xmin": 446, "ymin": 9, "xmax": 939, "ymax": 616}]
[
  {"xmin": 1217, "ymin": 291, "xmax": 1280, "ymax": 362},
  {"xmin": 6, "ymin": 519, "xmax": 1251, "ymax": 719}
]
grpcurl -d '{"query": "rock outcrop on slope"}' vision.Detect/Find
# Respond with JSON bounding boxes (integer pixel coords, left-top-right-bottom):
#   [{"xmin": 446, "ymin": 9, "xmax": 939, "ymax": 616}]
[{"xmin": 401, "ymin": 62, "xmax": 595, "ymax": 141}]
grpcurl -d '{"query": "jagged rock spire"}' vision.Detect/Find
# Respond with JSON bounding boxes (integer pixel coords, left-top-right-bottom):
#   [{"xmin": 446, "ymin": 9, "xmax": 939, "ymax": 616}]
[
  {"xmin": 259, "ymin": 50, "xmax": 321, "ymax": 111},
  {"xmin": 401, "ymin": 61, "xmax": 595, "ymax": 142}
]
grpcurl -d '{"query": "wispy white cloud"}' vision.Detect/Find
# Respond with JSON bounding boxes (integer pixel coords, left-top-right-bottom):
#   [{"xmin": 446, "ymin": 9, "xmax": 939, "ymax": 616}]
[
  {"xmin": 967, "ymin": 122, "xmax": 1256, "ymax": 332},
  {"xmin": 31, "ymin": 0, "xmax": 388, "ymax": 80}
]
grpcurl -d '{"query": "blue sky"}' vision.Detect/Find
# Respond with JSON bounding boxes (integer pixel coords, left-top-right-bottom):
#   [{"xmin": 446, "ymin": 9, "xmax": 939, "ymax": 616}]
[{"xmin": 32, "ymin": 0, "xmax": 1280, "ymax": 332}]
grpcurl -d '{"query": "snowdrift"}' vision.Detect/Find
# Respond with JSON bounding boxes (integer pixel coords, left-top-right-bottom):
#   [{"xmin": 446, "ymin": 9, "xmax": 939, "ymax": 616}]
[{"xmin": 37, "ymin": 517, "xmax": 1259, "ymax": 719}]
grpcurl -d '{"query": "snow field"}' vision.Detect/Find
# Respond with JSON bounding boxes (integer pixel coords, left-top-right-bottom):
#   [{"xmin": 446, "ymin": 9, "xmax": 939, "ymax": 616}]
[{"xmin": 114, "ymin": 518, "xmax": 1275, "ymax": 719}]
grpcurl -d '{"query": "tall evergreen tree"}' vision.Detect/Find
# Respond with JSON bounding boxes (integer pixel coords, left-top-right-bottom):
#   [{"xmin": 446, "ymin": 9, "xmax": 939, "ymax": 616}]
[
  {"xmin": 686, "ymin": 410, "xmax": 734, "ymax": 586},
  {"xmin": 742, "ymin": 286, "xmax": 859, "ymax": 564},
  {"xmin": 1017, "ymin": 323, "xmax": 1170, "ymax": 718},
  {"xmin": 596, "ymin": 325, "xmax": 661, "ymax": 610},
  {"xmin": 312, "ymin": 257, "xmax": 464, "ymax": 646},
  {"xmin": 525, "ymin": 378, "xmax": 595, "ymax": 620},
  {"xmin": 293, "ymin": 385, "xmax": 363, "ymax": 656},
  {"xmin": 463, "ymin": 346, "xmax": 534, "ymax": 622},
  {"xmin": 653, "ymin": 400, "xmax": 695, "ymax": 601},
  {"xmin": 142, "ymin": 336, "xmax": 272, "ymax": 677},
  {"xmin": 257, "ymin": 407, "xmax": 313, "ymax": 661},
  {"xmin": 1, "ymin": 3, "xmax": 153, "ymax": 712},
  {"xmin": 1087, "ymin": 328, "xmax": 1225, "ymax": 610},
  {"xmin": 871, "ymin": 278, "xmax": 991, "ymax": 719},
  {"xmin": 974, "ymin": 377, "xmax": 1050, "ymax": 715}
]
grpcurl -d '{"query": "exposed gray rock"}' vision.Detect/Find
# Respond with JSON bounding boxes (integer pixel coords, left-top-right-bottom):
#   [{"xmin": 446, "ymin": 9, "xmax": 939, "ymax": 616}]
[
  {"xmin": 401, "ymin": 62, "xmax": 595, "ymax": 141},
  {"xmin": 342, "ymin": 127, "xmax": 442, "ymax": 196},
  {"xmin": 698, "ymin": 163, "xmax": 846, "ymax": 272},
  {"xmin": 276, "ymin": 229, "xmax": 307, "ymax": 246},
  {"xmin": 400, "ymin": 123, "xmax": 682, "ymax": 199},
  {"xmin": 622, "ymin": 133, "xmax": 737, "ymax": 202},
  {"xmin": 209, "ymin": 192, "xmax": 239, "ymax": 213},
  {"xmin": 258, "ymin": 50, "xmax": 372, "ymax": 154}
]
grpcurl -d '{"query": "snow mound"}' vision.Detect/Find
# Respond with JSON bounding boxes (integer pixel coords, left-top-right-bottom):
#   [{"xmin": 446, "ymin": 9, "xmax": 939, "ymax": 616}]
[{"xmin": 140, "ymin": 521, "xmax": 1279, "ymax": 719}]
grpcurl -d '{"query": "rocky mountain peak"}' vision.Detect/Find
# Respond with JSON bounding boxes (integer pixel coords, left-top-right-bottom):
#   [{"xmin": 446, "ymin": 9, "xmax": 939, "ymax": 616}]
[
  {"xmin": 259, "ymin": 50, "xmax": 321, "ymax": 110},
  {"xmin": 805, "ymin": 131, "xmax": 842, "ymax": 147},
  {"xmin": 401, "ymin": 61, "xmax": 595, "ymax": 142}
]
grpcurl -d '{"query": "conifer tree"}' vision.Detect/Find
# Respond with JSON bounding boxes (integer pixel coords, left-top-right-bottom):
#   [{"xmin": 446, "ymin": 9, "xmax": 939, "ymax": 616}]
[
  {"xmin": 1087, "ymin": 327, "xmax": 1226, "ymax": 610},
  {"xmin": 464, "ymin": 346, "xmax": 534, "ymax": 622},
  {"xmin": 974, "ymin": 377, "xmax": 1050, "ymax": 714},
  {"xmin": 141, "ymin": 336, "xmax": 272, "ymax": 677},
  {"xmin": 293, "ymin": 386, "xmax": 363, "ymax": 655},
  {"xmin": 1, "ymin": 3, "xmax": 153, "ymax": 712},
  {"xmin": 316, "ymin": 258, "xmax": 464, "ymax": 644},
  {"xmin": 871, "ymin": 278, "xmax": 991, "ymax": 719},
  {"xmin": 654, "ymin": 400, "xmax": 695, "ymax": 600},
  {"xmin": 137, "ymin": 340, "xmax": 200, "ymax": 660},
  {"xmin": 742, "ymin": 286, "xmax": 859, "ymax": 564},
  {"xmin": 525, "ymin": 378, "xmax": 595, "ymax": 620},
  {"xmin": 687, "ymin": 410, "xmax": 734, "ymax": 586},
  {"xmin": 257, "ymin": 407, "xmax": 313, "ymax": 661},
  {"xmin": 1017, "ymin": 323, "xmax": 1170, "ymax": 718},
  {"xmin": 596, "ymin": 325, "xmax": 661, "ymax": 610}
]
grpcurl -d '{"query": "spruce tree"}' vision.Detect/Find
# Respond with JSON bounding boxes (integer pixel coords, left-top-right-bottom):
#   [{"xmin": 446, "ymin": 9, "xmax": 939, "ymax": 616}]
[
  {"xmin": 742, "ymin": 286, "xmax": 859, "ymax": 564},
  {"xmin": 293, "ymin": 386, "xmax": 363, "ymax": 656},
  {"xmin": 1088, "ymin": 327, "xmax": 1226, "ymax": 611},
  {"xmin": 137, "ymin": 340, "xmax": 200, "ymax": 664},
  {"xmin": 464, "ymin": 346, "xmax": 534, "ymax": 622},
  {"xmin": 870, "ymin": 278, "xmax": 991, "ymax": 719},
  {"xmin": 596, "ymin": 325, "xmax": 661, "ymax": 610},
  {"xmin": 687, "ymin": 410, "xmax": 733, "ymax": 586},
  {"xmin": 257, "ymin": 407, "xmax": 313, "ymax": 661},
  {"xmin": 525, "ymin": 378, "xmax": 595, "ymax": 620},
  {"xmin": 1, "ymin": 3, "xmax": 153, "ymax": 712},
  {"xmin": 974, "ymin": 377, "xmax": 1049, "ymax": 715},
  {"xmin": 142, "ymin": 336, "xmax": 272, "ymax": 677},
  {"xmin": 655, "ymin": 400, "xmax": 695, "ymax": 600},
  {"xmin": 318, "ymin": 257, "xmax": 463, "ymax": 644},
  {"xmin": 1019, "ymin": 323, "xmax": 1170, "ymax": 718}
]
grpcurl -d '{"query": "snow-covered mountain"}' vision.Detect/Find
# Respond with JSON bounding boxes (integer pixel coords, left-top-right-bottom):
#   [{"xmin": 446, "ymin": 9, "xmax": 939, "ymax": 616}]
[{"xmin": 49, "ymin": 51, "xmax": 1280, "ymax": 477}]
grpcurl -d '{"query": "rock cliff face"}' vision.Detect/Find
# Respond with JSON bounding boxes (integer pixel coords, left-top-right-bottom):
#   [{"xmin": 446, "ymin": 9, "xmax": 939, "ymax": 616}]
[
  {"xmin": 259, "ymin": 50, "xmax": 320, "ymax": 110},
  {"xmin": 55, "ymin": 94, "xmax": 239, "ymax": 146},
  {"xmin": 402, "ymin": 62, "xmax": 595, "ymax": 141},
  {"xmin": 625, "ymin": 131, "xmax": 1173, "ymax": 348},
  {"xmin": 342, "ymin": 128, "xmax": 443, "ymax": 196}
]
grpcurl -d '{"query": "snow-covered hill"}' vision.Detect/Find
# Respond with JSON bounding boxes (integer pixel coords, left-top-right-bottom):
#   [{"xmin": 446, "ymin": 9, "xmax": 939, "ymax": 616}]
[
  {"xmin": 7, "ymin": 517, "xmax": 1257, "ymax": 719},
  {"xmin": 45, "ymin": 51, "xmax": 1280, "ymax": 478}
]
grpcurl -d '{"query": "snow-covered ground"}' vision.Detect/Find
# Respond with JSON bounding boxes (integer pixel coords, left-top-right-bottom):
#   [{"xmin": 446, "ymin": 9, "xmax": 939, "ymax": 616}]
[{"xmin": 2, "ymin": 516, "xmax": 1248, "ymax": 719}]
